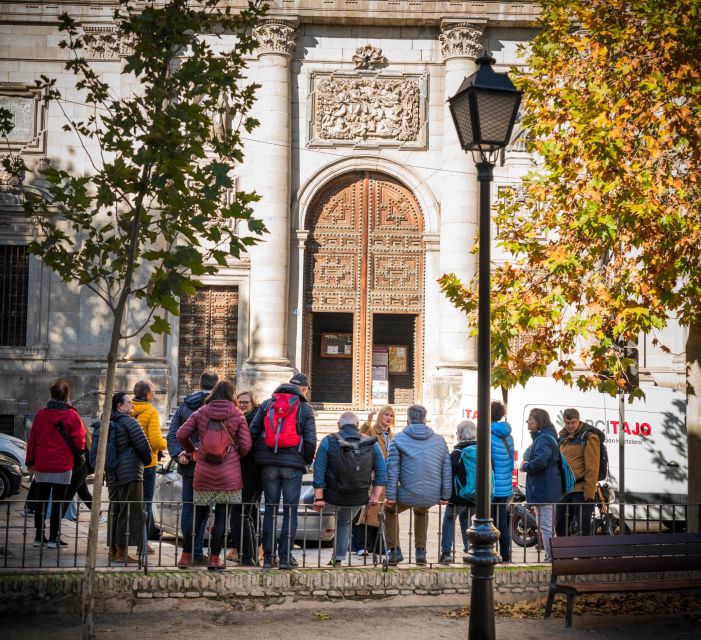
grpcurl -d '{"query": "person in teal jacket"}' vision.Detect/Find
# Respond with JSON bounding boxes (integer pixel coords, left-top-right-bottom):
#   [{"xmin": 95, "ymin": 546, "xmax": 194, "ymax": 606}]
[{"xmin": 490, "ymin": 401, "xmax": 515, "ymax": 562}]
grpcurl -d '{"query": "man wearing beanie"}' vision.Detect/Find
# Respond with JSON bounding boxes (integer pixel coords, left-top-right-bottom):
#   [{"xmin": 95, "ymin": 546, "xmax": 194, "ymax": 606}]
[{"xmin": 249, "ymin": 373, "xmax": 317, "ymax": 569}]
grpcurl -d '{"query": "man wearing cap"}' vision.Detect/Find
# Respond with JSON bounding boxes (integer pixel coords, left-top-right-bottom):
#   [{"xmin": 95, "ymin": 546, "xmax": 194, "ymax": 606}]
[
  {"xmin": 249, "ymin": 373, "xmax": 317, "ymax": 569},
  {"xmin": 312, "ymin": 411, "xmax": 387, "ymax": 566}
]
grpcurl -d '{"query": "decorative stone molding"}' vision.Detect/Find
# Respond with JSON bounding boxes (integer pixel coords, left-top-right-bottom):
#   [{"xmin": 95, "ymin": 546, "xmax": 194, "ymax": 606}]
[
  {"xmin": 440, "ymin": 22, "xmax": 484, "ymax": 60},
  {"xmin": 310, "ymin": 73, "xmax": 426, "ymax": 148},
  {"xmin": 83, "ymin": 26, "xmax": 135, "ymax": 59},
  {"xmin": 0, "ymin": 154, "xmax": 25, "ymax": 204},
  {"xmin": 0, "ymin": 83, "xmax": 47, "ymax": 154},
  {"xmin": 352, "ymin": 44, "xmax": 386, "ymax": 70},
  {"xmin": 253, "ymin": 20, "xmax": 297, "ymax": 58}
]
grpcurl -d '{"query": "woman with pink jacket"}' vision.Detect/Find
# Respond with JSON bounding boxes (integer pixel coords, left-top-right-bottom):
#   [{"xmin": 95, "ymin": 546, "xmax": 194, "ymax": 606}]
[{"xmin": 176, "ymin": 380, "xmax": 251, "ymax": 569}]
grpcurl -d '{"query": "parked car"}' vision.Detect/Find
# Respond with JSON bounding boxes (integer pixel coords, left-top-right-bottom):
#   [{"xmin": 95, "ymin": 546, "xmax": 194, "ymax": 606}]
[
  {"xmin": 152, "ymin": 458, "xmax": 336, "ymax": 544},
  {"xmin": 0, "ymin": 453, "xmax": 23, "ymax": 500},
  {"xmin": 0, "ymin": 433, "xmax": 28, "ymax": 474}
]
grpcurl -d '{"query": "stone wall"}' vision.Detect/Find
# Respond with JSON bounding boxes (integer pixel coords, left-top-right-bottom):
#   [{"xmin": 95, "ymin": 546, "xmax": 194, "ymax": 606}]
[{"xmin": 0, "ymin": 566, "xmax": 552, "ymax": 615}]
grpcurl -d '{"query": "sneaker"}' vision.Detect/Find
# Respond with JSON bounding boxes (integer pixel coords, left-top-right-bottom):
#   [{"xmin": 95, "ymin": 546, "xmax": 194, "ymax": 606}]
[
  {"xmin": 356, "ymin": 548, "xmax": 368, "ymax": 557},
  {"xmin": 177, "ymin": 552, "xmax": 192, "ymax": 568},
  {"xmin": 262, "ymin": 555, "xmax": 272, "ymax": 569},
  {"xmin": 327, "ymin": 558, "xmax": 343, "ymax": 567},
  {"xmin": 207, "ymin": 554, "xmax": 223, "ymax": 571},
  {"xmin": 387, "ymin": 548, "xmax": 404, "ymax": 565},
  {"xmin": 98, "ymin": 514, "xmax": 107, "ymax": 525},
  {"xmin": 415, "ymin": 547, "xmax": 427, "ymax": 565},
  {"xmin": 47, "ymin": 538, "xmax": 68, "ymax": 549},
  {"xmin": 462, "ymin": 555, "xmax": 471, "ymax": 564},
  {"xmin": 193, "ymin": 555, "xmax": 209, "ymax": 567},
  {"xmin": 240, "ymin": 558, "xmax": 257, "ymax": 567},
  {"xmin": 439, "ymin": 551, "xmax": 452, "ymax": 565},
  {"xmin": 21, "ymin": 509, "xmax": 35, "ymax": 517},
  {"xmin": 33, "ymin": 536, "xmax": 49, "ymax": 547}
]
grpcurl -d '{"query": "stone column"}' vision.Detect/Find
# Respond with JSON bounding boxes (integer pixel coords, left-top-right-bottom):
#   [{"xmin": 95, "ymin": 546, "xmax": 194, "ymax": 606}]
[
  {"xmin": 431, "ymin": 21, "xmax": 484, "ymax": 434},
  {"xmin": 238, "ymin": 19, "xmax": 298, "ymax": 397}
]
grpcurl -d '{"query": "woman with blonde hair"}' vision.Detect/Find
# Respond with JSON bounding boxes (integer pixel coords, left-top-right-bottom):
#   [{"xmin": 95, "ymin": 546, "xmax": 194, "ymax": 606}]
[{"xmin": 351, "ymin": 405, "xmax": 395, "ymax": 555}]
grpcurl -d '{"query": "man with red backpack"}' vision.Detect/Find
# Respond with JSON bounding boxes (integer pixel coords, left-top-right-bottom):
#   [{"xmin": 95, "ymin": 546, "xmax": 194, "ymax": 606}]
[{"xmin": 249, "ymin": 373, "xmax": 317, "ymax": 569}]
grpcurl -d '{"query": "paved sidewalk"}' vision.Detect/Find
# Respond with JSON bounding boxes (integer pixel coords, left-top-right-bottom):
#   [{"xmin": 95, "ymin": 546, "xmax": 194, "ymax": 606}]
[{"xmin": 2, "ymin": 604, "xmax": 699, "ymax": 640}]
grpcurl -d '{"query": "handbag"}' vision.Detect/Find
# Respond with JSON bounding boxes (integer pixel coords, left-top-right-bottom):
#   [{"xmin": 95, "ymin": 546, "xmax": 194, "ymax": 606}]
[{"xmin": 56, "ymin": 421, "xmax": 86, "ymax": 470}]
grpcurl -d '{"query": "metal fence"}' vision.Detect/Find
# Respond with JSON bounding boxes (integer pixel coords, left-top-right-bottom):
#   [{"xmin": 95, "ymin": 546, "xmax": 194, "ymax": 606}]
[{"xmin": 0, "ymin": 496, "xmax": 696, "ymax": 571}]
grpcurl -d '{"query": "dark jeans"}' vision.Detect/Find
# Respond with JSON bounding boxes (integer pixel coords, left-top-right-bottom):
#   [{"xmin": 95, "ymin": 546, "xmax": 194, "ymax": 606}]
[
  {"xmin": 34, "ymin": 481, "xmax": 69, "ymax": 541},
  {"xmin": 107, "ymin": 481, "xmax": 144, "ymax": 549},
  {"xmin": 143, "ymin": 466, "xmax": 156, "ymax": 529},
  {"xmin": 62, "ymin": 463, "xmax": 93, "ymax": 515},
  {"xmin": 492, "ymin": 495, "xmax": 512, "ymax": 562},
  {"xmin": 184, "ymin": 503, "xmax": 229, "ymax": 556},
  {"xmin": 261, "ymin": 466, "xmax": 303, "ymax": 562},
  {"xmin": 556, "ymin": 492, "xmax": 594, "ymax": 536},
  {"xmin": 229, "ymin": 481, "xmax": 261, "ymax": 562},
  {"xmin": 180, "ymin": 472, "xmax": 207, "ymax": 557},
  {"xmin": 351, "ymin": 522, "xmax": 379, "ymax": 553}
]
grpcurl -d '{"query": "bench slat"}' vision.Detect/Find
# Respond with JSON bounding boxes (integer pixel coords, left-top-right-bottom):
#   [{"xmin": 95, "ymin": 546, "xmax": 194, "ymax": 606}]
[
  {"xmin": 556, "ymin": 579, "xmax": 701, "ymax": 594},
  {"xmin": 551, "ymin": 533, "xmax": 701, "ymax": 548},
  {"xmin": 553, "ymin": 555, "xmax": 701, "ymax": 576},
  {"xmin": 552, "ymin": 543, "xmax": 701, "ymax": 561}
]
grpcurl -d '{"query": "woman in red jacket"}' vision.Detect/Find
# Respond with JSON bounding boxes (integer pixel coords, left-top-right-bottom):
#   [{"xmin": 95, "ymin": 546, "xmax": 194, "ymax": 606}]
[
  {"xmin": 176, "ymin": 380, "xmax": 251, "ymax": 570},
  {"xmin": 26, "ymin": 379, "xmax": 86, "ymax": 548}
]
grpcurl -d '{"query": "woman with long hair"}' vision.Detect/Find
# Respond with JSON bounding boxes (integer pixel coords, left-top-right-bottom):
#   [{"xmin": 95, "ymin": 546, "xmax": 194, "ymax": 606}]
[
  {"xmin": 26, "ymin": 379, "xmax": 86, "ymax": 548},
  {"xmin": 351, "ymin": 404, "xmax": 396, "ymax": 555},
  {"xmin": 177, "ymin": 380, "xmax": 251, "ymax": 570},
  {"xmin": 227, "ymin": 390, "xmax": 262, "ymax": 565}
]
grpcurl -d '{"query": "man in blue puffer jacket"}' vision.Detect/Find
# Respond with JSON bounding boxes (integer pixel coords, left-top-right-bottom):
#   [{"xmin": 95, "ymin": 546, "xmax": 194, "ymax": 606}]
[
  {"xmin": 490, "ymin": 401, "xmax": 514, "ymax": 562},
  {"xmin": 519, "ymin": 407, "xmax": 563, "ymax": 562},
  {"xmin": 384, "ymin": 404, "xmax": 451, "ymax": 565}
]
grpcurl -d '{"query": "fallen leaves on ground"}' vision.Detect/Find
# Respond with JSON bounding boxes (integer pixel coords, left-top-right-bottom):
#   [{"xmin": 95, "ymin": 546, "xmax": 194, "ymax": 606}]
[
  {"xmin": 442, "ymin": 591, "xmax": 701, "ymax": 619},
  {"xmin": 313, "ymin": 612, "xmax": 333, "ymax": 621}
]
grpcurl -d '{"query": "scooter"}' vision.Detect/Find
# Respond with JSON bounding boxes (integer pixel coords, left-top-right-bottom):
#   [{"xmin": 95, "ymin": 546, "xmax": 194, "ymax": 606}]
[{"xmin": 508, "ymin": 485, "xmax": 539, "ymax": 548}]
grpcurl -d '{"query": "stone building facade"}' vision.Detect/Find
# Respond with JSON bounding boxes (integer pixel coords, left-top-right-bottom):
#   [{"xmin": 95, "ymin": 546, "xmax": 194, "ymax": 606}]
[{"xmin": 0, "ymin": 1, "xmax": 686, "ymax": 436}]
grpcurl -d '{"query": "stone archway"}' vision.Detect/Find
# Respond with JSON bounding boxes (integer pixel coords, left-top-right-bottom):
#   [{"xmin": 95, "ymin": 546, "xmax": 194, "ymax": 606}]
[{"xmin": 303, "ymin": 171, "xmax": 424, "ymax": 407}]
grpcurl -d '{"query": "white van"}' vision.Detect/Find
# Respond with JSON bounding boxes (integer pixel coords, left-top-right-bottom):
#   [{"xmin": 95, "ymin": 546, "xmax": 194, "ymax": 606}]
[{"xmin": 460, "ymin": 372, "xmax": 688, "ymax": 506}]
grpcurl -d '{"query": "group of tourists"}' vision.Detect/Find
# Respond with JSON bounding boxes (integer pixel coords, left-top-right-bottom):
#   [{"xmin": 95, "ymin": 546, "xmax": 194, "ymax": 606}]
[{"xmin": 23, "ymin": 372, "xmax": 602, "ymax": 569}]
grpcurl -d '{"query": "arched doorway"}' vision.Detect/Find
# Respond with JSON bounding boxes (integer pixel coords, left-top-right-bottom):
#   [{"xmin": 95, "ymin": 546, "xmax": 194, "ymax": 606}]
[{"xmin": 303, "ymin": 171, "xmax": 424, "ymax": 407}]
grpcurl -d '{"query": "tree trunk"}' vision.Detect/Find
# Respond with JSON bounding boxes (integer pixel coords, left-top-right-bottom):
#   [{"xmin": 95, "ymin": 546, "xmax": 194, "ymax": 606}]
[
  {"xmin": 686, "ymin": 317, "xmax": 701, "ymax": 533},
  {"xmin": 82, "ymin": 201, "xmax": 146, "ymax": 639}
]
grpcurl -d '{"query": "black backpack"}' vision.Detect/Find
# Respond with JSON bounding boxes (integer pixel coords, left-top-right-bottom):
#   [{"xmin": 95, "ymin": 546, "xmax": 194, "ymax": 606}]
[
  {"xmin": 579, "ymin": 424, "xmax": 609, "ymax": 481},
  {"xmin": 331, "ymin": 433, "xmax": 376, "ymax": 497}
]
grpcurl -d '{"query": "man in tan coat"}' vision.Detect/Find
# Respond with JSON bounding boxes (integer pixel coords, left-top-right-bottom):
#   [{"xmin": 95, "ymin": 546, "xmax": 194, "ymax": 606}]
[{"xmin": 556, "ymin": 408, "xmax": 600, "ymax": 536}]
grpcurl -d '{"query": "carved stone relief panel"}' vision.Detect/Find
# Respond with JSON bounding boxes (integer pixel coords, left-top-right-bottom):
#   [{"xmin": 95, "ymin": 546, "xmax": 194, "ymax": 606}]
[
  {"xmin": 83, "ymin": 26, "xmax": 135, "ymax": 59},
  {"xmin": 309, "ymin": 73, "xmax": 427, "ymax": 148},
  {"xmin": 0, "ymin": 84, "xmax": 47, "ymax": 154}
]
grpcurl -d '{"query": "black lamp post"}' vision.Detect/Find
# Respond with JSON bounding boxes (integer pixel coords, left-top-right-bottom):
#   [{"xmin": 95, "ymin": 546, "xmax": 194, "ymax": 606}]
[{"xmin": 448, "ymin": 53, "xmax": 522, "ymax": 640}]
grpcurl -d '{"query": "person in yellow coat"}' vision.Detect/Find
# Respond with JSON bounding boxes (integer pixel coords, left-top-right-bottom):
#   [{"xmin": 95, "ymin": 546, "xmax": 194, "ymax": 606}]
[{"xmin": 132, "ymin": 379, "xmax": 167, "ymax": 552}]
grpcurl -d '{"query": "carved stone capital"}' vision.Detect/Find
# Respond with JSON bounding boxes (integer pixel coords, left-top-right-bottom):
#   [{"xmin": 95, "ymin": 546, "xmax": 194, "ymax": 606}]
[
  {"xmin": 440, "ymin": 22, "xmax": 484, "ymax": 61},
  {"xmin": 253, "ymin": 20, "xmax": 297, "ymax": 58},
  {"xmin": 352, "ymin": 44, "xmax": 386, "ymax": 70}
]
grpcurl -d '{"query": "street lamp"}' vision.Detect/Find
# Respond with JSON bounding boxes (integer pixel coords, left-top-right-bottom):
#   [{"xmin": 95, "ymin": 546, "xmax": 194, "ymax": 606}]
[{"xmin": 448, "ymin": 53, "xmax": 522, "ymax": 640}]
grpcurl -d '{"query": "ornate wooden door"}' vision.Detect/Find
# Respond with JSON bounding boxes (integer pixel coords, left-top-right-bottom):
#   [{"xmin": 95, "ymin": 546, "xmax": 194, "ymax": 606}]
[
  {"xmin": 177, "ymin": 285, "xmax": 238, "ymax": 399},
  {"xmin": 304, "ymin": 172, "xmax": 424, "ymax": 406}
]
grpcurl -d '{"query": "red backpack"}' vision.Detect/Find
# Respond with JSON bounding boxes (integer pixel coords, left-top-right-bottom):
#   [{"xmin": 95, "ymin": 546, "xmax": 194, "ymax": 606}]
[
  {"xmin": 264, "ymin": 393, "xmax": 302, "ymax": 453},
  {"xmin": 200, "ymin": 419, "xmax": 234, "ymax": 464}
]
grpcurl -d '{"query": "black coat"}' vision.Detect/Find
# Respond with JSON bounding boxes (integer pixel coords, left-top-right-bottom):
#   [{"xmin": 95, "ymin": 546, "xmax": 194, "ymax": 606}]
[
  {"xmin": 249, "ymin": 384, "xmax": 317, "ymax": 472},
  {"xmin": 107, "ymin": 412, "xmax": 152, "ymax": 488},
  {"xmin": 167, "ymin": 389, "xmax": 208, "ymax": 477}
]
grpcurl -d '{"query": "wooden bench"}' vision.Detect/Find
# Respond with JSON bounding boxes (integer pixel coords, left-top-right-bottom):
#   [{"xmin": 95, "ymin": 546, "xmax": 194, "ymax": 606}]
[{"xmin": 545, "ymin": 533, "xmax": 701, "ymax": 627}]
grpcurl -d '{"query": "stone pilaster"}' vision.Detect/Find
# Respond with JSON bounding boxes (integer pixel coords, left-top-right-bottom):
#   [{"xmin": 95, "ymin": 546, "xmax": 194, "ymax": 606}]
[
  {"xmin": 430, "ymin": 21, "xmax": 484, "ymax": 434},
  {"xmin": 238, "ymin": 19, "xmax": 298, "ymax": 398},
  {"xmin": 438, "ymin": 21, "xmax": 484, "ymax": 370}
]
